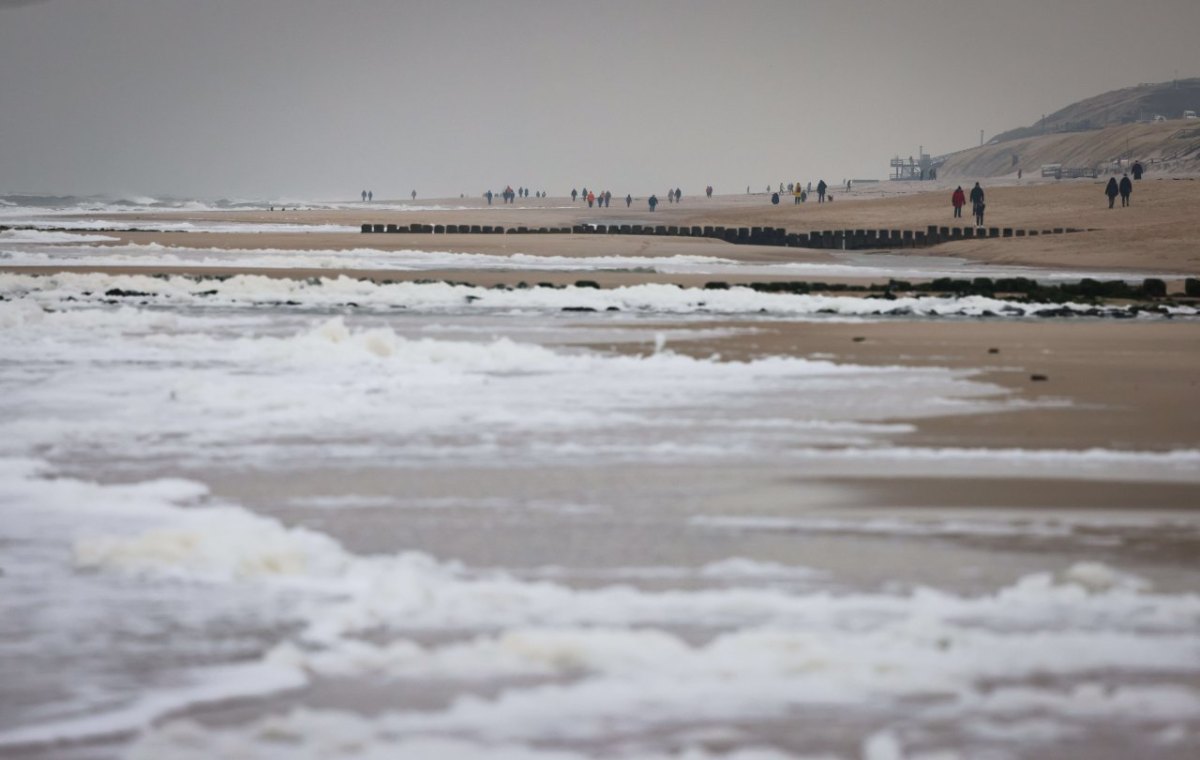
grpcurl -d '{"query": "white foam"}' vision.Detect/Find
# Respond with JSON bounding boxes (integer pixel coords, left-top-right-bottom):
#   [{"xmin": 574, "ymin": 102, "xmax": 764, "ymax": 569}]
[
  {"xmin": 0, "ymin": 304, "xmax": 1018, "ymax": 469},
  {"xmin": 2, "ymin": 272, "xmax": 1193, "ymax": 318},
  {"xmin": 0, "ymin": 244, "xmax": 741, "ymax": 273},
  {"xmin": 5, "ymin": 462, "xmax": 1200, "ymax": 753},
  {"xmin": 0, "ymin": 229, "xmax": 121, "ymax": 244}
]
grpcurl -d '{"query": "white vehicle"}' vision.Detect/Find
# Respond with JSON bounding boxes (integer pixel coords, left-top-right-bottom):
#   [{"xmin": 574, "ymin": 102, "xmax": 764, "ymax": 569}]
[
  {"xmin": 1185, "ymin": 110, "xmax": 1197, "ymax": 120},
  {"xmin": 1153, "ymin": 114, "xmax": 1167, "ymax": 122}
]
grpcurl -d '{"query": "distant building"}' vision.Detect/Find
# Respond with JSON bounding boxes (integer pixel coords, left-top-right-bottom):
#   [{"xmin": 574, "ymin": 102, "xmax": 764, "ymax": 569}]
[{"xmin": 889, "ymin": 147, "xmax": 941, "ymax": 181}]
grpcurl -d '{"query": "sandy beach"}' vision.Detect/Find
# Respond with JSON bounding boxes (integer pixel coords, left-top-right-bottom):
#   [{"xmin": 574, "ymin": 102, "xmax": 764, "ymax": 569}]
[{"xmin": 9, "ymin": 176, "xmax": 1198, "ymax": 276}]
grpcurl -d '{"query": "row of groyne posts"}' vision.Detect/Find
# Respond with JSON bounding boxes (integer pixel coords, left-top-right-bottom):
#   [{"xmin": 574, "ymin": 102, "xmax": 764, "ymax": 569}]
[{"xmin": 360, "ymin": 222, "xmax": 1084, "ymax": 250}]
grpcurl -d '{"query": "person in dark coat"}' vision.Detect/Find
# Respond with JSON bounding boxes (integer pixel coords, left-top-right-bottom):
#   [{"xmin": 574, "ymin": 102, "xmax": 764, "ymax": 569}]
[
  {"xmin": 816, "ymin": 179, "xmax": 827, "ymax": 203},
  {"xmin": 968, "ymin": 182, "xmax": 984, "ymax": 208},
  {"xmin": 571, "ymin": 189, "xmax": 578, "ymax": 202},
  {"xmin": 625, "ymin": 193, "xmax": 632, "ymax": 207},
  {"xmin": 1105, "ymin": 177, "xmax": 1119, "ymax": 209},
  {"xmin": 648, "ymin": 194, "xmax": 658, "ymax": 211},
  {"xmin": 1119, "ymin": 174, "xmax": 1133, "ymax": 207},
  {"xmin": 1132, "ymin": 161, "xmax": 1144, "ymax": 180},
  {"xmin": 968, "ymin": 182, "xmax": 985, "ymax": 225},
  {"xmin": 951, "ymin": 186, "xmax": 966, "ymax": 218},
  {"xmin": 771, "ymin": 192, "xmax": 780, "ymax": 205}
]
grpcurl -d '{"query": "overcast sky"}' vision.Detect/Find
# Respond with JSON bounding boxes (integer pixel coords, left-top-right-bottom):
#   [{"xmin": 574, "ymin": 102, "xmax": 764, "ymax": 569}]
[{"xmin": 2, "ymin": 0, "xmax": 1198, "ymax": 201}]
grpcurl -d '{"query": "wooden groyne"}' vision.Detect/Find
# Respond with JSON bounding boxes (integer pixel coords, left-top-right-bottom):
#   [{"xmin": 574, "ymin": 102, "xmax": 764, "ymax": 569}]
[{"xmin": 358, "ymin": 222, "xmax": 1087, "ymax": 250}]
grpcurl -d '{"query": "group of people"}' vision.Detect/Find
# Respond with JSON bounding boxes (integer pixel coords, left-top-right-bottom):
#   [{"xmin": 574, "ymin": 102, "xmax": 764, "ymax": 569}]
[
  {"xmin": 647, "ymin": 189, "xmax": 683, "ymax": 210},
  {"xmin": 947, "ymin": 168, "xmax": 1140, "ymax": 226},
  {"xmin": 1105, "ymin": 174, "xmax": 1134, "ymax": 208},
  {"xmin": 766, "ymin": 180, "xmax": 828, "ymax": 206},
  {"xmin": 487, "ymin": 186, "xmax": 545, "ymax": 204},
  {"xmin": 950, "ymin": 183, "xmax": 987, "ymax": 226},
  {"xmin": 361, "ymin": 190, "xmax": 419, "ymax": 202},
  {"xmin": 583, "ymin": 190, "xmax": 614, "ymax": 208},
  {"xmin": 570, "ymin": 187, "xmax": 683, "ymax": 209}
]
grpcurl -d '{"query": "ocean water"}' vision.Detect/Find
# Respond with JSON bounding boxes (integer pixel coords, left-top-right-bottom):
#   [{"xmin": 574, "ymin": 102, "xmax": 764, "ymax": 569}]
[
  {"xmin": 2, "ymin": 233, "xmax": 1184, "ymax": 282},
  {"xmin": 2, "ymin": 271, "xmax": 1199, "ymax": 760},
  {"xmin": 3, "ymin": 197, "xmax": 1200, "ymax": 758},
  {"xmin": 0, "ymin": 194, "xmax": 475, "ymax": 217}
]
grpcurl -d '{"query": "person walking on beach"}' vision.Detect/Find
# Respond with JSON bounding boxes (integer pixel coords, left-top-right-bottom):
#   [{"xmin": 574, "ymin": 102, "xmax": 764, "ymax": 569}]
[
  {"xmin": 793, "ymin": 183, "xmax": 803, "ymax": 204},
  {"xmin": 1105, "ymin": 177, "xmax": 1119, "ymax": 209},
  {"xmin": 969, "ymin": 182, "xmax": 985, "ymax": 225},
  {"xmin": 816, "ymin": 179, "xmax": 827, "ymax": 203},
  {"xmin": 1119, "ymin": 174, "xmax": 1133, "ymax": 207},
  {"xmin": 951, "ymin": 186, "xmax": 966, "ymax": 218},
  {"xmin": 648, "ymin": 194, "xmax": 658, "ymax": 211},
  {"xmin": 1132, "ymin": 161, "xmax": 1144, "ymax": 180},
  {"xmin": 586, "ymin": 191, "xmax": 595, "ymax": 208},
  {"xmin": 486, "ymin": 189, "xmax": 494, "ymax": 205},
  {"xmin": 368, "ymin": 191, "xmax": 373, "ymax": 202},
  {"xmin": 706, "ymin": 185, "xmax": 713, "ymax": 198},
  {"xmin": 361, "ymin": 190, "xmax": 367, "ymax": 202},
  {"xmin": 675, "ymin": 188, "xmax": 682, "ymax": 203},
  {"xmin": 625, "ymin": 193, "xmax": 632, "ymax": 207},
  {"xmin": 571, "ymin": 188, "xmax": 578, "ymax": 202},
  {"xmin": 411, "ymin": 190, "xmax": 417, "ymax": 200},
  {"xmin": 604, "ymin": 190, "xmax": 612, "ymax": 207}
]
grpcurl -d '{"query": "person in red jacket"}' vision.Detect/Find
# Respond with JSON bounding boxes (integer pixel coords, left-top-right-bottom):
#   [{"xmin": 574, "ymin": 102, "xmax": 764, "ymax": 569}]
[{"xmin": 951, "ymin": 186, "xmax": 966, "ymax": 218}]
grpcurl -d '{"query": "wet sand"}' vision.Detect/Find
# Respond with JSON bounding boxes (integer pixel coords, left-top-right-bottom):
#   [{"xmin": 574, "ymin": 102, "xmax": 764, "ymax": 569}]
[{"xmin": 646, "ymin": 318, "xmax": 1200, "ymax": 452}]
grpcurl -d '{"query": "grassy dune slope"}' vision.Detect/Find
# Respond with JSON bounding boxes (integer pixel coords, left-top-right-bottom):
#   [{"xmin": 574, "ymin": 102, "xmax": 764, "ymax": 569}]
[{"xmin": 940, "ymin": 121, "xmax": 1200, "ymax": 178}]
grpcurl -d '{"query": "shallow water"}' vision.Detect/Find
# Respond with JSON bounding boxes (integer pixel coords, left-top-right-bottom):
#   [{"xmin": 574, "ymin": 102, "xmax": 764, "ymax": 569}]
[
  {"xmin": 1, "ymin": 227, "xmax": 1188, "ymax": 283},
  {"xmin": 1, "ymin": 274, "xmax": 1199, "ymax": 760}
]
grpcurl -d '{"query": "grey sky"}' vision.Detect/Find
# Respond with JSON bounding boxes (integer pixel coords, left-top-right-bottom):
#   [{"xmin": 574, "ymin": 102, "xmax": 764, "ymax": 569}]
[{"xmin": 2, "ymin": 0, "xmax": 1197, "ymax": 200}]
